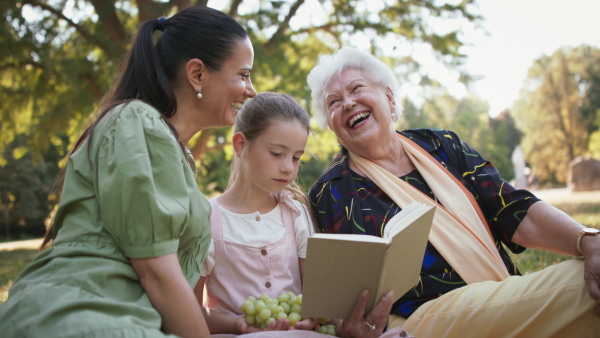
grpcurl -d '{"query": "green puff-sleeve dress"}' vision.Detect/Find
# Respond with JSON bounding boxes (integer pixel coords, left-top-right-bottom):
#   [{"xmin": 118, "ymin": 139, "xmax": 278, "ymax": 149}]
[{"xmin": 0, "ymin": 100, "xmax": 212, "ymax": 337}]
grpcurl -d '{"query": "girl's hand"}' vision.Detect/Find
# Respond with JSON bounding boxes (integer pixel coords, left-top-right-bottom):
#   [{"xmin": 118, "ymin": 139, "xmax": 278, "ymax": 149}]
[
  {"xmin": 291, "ymin": 317, "xmax": 318, "ymax": 330},
  {"xmin": 236, "ymin": 317, "xmax": 290, "ymax": 333},
  {"xmin": 235, "ymin": 316, "xmax": 253, "ymax": 334},
  {"xmin": 266, "ymin": 318, "xmax": 291, "ymax": 331}
]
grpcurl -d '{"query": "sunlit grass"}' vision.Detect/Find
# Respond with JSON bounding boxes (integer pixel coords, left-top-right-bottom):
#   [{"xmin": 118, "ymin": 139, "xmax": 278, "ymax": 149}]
[
  {"xmin": 508, "ymin": 248, "xmax": 573, "ymax": 275},
  {"xmin": 0, "ymin": 249, "xmax": 38, "ymax": 304}
]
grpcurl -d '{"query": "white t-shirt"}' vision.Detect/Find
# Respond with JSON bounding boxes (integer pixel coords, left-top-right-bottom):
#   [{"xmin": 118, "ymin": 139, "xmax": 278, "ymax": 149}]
[{"xmin": 201, "ymin": 198, "xmax": 314, "ymax": 277}]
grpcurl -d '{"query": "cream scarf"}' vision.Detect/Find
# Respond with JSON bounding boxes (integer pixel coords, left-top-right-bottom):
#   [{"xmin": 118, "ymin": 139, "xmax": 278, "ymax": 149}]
[{"xmin": 348, "ymin": 134, "xmax": 510, "ymax": 283}]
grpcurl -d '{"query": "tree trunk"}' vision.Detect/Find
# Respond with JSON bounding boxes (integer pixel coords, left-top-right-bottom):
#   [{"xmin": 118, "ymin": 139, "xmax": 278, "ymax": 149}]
[{"xmin": 3, "ymin": 193, "xmax": 9, "ymax": 239}]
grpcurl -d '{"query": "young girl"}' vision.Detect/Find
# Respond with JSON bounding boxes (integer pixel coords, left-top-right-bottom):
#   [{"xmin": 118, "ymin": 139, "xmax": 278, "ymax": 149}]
[{"xmin": 194, "ymin": 92, "xmax": 316, "ymax": 334}]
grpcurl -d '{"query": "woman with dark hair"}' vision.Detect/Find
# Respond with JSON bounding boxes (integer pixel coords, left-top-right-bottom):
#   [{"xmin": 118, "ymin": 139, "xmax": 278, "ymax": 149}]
[{"xmin": 0, "ymin": 6, "xmax": 256, "ymax": 337}]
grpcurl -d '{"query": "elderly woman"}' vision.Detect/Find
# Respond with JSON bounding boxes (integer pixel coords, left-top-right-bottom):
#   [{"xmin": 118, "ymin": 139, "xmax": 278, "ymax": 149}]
[{"xmin": 307, "ymin": 47, "xmax": 600, "ymax": 337}]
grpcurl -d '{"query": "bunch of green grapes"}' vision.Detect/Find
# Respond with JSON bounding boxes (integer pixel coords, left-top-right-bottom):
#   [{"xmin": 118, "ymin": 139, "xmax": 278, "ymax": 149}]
[
  {"xmin": 239, "ymin": 292, "xmax": 335, "ymax": 335},
  {"xmin": 314, "ymin": 317, "xmax": 336, "ymax": 335}
]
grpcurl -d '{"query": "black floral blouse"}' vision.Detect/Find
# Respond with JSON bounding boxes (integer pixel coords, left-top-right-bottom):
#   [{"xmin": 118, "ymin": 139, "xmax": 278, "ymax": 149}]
[{"xmin": 308, "ymin": 129, "xmax": 540, "ymax": 318}]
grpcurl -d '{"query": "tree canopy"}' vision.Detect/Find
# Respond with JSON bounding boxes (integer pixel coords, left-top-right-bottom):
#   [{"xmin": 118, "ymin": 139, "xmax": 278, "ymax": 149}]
[
  {"xmin": 4, "ymin": 1, "xmax": 600, "ymax": 239},
  {"xmin": 398, "ymin": 92, "xmax": 519, "ymax": 180},
  {"xmin": 511, "ymin": 45, "xmax": 600, "ymax": 185},
  {"xmin": 1, "ymin": 0, "xmax": 485, "ymax": 238},
  {"xmin": 1, "ymin": 0, "xmax": 480, "ymax": 174}
]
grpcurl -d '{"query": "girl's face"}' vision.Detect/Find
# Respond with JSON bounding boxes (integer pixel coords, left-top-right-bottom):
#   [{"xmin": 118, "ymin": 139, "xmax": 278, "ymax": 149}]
[
  {"xmin": 201, "ymin": 37, "xmax": 257, "ymax": 128},
  {"xmin": 243, "ymin": 120, "xmax": 308, "ymax": 196},
  {"xmin": 324, "ymin": 68, "xmax": 395, "ymax": 153}
]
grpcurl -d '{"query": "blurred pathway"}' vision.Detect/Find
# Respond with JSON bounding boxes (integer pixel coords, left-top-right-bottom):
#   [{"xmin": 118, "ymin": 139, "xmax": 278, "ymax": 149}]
[
  {"xmin": 531, "ymin": 188, "xmax": 600, "ymax": 204},
  {"xmin": 0, "ymin": 238, "xmax": 43, "ymax": 251}
]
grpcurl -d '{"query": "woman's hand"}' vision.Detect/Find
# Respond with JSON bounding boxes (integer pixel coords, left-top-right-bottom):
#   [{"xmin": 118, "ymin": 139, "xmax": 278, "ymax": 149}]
[
  {"xmin": 581, "ymin": 236, "xmax": 600, "ymax": 317},
  {"xmin": 336, "ymin": 290, "xmax": 394, "ymax": 338}
]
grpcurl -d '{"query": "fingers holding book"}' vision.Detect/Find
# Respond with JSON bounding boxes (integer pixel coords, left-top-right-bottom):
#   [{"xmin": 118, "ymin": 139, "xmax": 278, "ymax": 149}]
[{"xmin": 338, "ymin": 289, "xmax": 395, "ymax": 338}]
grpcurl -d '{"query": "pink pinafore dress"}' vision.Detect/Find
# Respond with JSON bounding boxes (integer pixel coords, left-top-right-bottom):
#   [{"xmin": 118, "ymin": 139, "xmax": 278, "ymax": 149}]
[{"xmin": 204, "ymin": 198, "xmax": 302, "ymax": 316}]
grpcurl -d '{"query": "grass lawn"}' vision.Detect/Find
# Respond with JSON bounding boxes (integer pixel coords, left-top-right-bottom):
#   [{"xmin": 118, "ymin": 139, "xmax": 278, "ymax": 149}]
[
  {"xmin": 0, "ymin": 249, "xmax": 38, "ymax": 304},
  {"xmin": 1, "ymin": 190, "xmax": 599, "ymax": 305},
  {"xmin": 507, "ymin": 192, "xmax": 600, "ymax": 274}
]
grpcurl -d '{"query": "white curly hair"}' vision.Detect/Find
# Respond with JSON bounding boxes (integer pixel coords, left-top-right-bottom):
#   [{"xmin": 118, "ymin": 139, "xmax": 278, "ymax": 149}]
[{"xmin": 307, "ymin": 47, "xmax": 403, "ymax": 129}]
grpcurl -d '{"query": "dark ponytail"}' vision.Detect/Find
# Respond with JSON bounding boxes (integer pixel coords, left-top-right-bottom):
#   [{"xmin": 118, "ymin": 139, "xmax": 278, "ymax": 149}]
[
  {"xmin": 102, "ymin": 18, "xmax": 177, "ymax": 117},
  {"xmin": 104, "ymin": 6, "xmax": 248, "ymax": 118},
  {"xmin": 41, "ymin": 6, "xmax": 248, "ymax": 249}
]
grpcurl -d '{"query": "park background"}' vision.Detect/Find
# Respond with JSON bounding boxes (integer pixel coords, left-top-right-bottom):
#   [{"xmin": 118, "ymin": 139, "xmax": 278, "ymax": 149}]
[{"xmin": 1, "ymin": 0, "xmax": 599, "ymax": 304}]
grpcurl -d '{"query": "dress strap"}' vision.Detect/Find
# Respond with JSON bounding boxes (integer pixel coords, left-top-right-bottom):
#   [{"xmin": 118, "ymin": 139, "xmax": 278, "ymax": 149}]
[{"xmin": 278, "ymin": 200, "xmax": 297, "ymax": 238}]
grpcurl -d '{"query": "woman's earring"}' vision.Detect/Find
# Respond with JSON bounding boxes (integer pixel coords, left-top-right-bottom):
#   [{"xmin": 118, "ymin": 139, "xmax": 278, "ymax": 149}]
[
  {"xmin": 391, "ymin": 112, "xmax": 398, "ymax": 122},
  {"xmin": 196, "ymin": 88, "xmax": 203, "ymax": 99}
]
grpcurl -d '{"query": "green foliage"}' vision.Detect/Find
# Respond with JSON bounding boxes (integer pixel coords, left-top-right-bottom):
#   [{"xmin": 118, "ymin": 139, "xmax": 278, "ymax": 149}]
[
  {"xmin": 397, "ymin": 93, "xmax": 518, "ymax": 180},
  {"xmin": 0, "ymin": 135, "xmax": 62, "ymax": 240},
  {"xmin": 580, "ymin": 60, "xmax": 600, "ymax": 159},
  {"xmin": 511, "ymin": 45, "xmax": 600, "ymax": 185},
  {"xmin": 580, "ymin": 63, "xmax": 600, "ymax": 136},
  {"xmin": 1, "ymin": 0, "xmax": 129, "ymax": 162},
  {"xmin": 1, "ymin": 0, "xmax": 482, "ymax": 233},
  {"xmin": 589, "ymin": 131, "xmax": 600, "ymax": 159},
  {"xmin": 297, "ymin": 156, "xmax": 330, "ymax": 194},
  {"xmin": 194, "ymin": 127, "xmax": 234, "ymax": 196}
]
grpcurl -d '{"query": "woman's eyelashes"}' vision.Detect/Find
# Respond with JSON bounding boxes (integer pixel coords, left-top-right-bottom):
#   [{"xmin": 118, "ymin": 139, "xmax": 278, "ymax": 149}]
[
  {"xmin": 327, "ymin": 86, "xmax": 363, "ymax": 108},
  {"xmin": 328, "ymin": 98, "xmax": 339, "ymax": 108}
]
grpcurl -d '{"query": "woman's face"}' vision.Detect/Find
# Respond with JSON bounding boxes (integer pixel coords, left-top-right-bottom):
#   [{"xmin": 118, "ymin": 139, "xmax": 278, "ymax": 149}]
[
  {"xmin": 200, "ymin": 36, "xmax": 257, "ymax": 128},
  {"xmin": 324, "ymin": 68, "xmax": 395, "ymax": 152}
]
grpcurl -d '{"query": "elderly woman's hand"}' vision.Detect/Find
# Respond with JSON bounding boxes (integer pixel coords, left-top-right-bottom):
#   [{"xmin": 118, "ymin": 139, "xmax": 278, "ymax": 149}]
[
  {"xmin": 336, "ymin": 290, "xmax": 394, "ymax": 338},
  {"xmin": 581, "ymin": 236, "xmax": 600, "ymax": 317}
]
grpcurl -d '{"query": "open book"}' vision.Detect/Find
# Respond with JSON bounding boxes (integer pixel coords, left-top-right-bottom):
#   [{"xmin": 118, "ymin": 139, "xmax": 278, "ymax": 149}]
[{"xmin": 301, "ymin": 202, "xmax": 436, "ymax": 320}]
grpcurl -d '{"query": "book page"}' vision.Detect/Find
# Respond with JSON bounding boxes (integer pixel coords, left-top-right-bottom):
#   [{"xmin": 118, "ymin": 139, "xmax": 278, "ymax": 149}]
[
  {"xmin": 377, "ymin": 204, "xmax": 435, "ymax": 304},
  {"xmin": 383, "ymin": 202, "xmax": 430, "ymax": 239},
  {"xmin": 311, "ymin": 233, "xmax": 388, "ymax": 243}
]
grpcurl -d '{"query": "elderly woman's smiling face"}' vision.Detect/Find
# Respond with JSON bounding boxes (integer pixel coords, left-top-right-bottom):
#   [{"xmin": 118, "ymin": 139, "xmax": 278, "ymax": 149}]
[{"xmin": 324, "ymin": 67, "xmax": 396, "ymax": 153}]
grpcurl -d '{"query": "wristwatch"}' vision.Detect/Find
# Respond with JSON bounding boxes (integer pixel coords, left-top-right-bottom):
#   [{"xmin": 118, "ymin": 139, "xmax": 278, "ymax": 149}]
[{"xmin": 576, "ymin": 227, "xmax": 600, "ymax": 256}]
